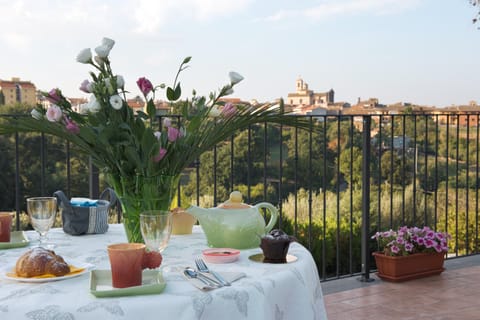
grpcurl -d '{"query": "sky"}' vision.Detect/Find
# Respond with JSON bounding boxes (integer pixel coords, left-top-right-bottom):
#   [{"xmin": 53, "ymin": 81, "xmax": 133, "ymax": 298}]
[{"xmin": 0, "ymin": 0, "xmax": 479, "ymax": 107}]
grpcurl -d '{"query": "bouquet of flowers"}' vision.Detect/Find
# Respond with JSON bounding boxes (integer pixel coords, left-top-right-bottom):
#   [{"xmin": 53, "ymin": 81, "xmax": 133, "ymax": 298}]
[
  {"xmin": 372, "ymin": 226, "xmax": 450, "ymax": 257},
  {"xmin": 0, "ymin": 37, "xmax": 313, "ymax": 242}
]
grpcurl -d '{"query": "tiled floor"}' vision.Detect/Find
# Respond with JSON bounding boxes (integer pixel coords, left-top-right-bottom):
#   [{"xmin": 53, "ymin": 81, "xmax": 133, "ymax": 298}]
[{"xmin": 323, "ymin": 255, "xmax": 480, "ymax": 320}]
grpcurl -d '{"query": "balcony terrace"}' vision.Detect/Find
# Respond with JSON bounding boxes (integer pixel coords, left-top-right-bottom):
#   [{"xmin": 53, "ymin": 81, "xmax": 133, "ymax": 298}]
[
  {"xmin": 323, "ymin": 254, "xmax": 480, "ymax": 319},
  {"xmin": 1, "ymin": 112, "xmax": 480, "ymax": 318}
]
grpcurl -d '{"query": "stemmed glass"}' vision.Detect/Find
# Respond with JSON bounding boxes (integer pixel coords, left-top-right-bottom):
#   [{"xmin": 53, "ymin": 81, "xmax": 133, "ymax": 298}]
[
  {"xmin": 26, "ymin": 197, "xmax": 57, "ymax": 248},
  {"xmin": 140, "ymin": 210, "xmax": 172, "ymax": 253}
]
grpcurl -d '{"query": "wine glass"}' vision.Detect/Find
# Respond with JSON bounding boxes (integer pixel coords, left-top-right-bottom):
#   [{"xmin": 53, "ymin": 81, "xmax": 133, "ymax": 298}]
[
  {"xmin": 26, "ymin": 197, "xmax": 57, "ymax": 248},
  {"xmin": 140, "ymin": 210, "xmax": 172, "ymax": 253}
]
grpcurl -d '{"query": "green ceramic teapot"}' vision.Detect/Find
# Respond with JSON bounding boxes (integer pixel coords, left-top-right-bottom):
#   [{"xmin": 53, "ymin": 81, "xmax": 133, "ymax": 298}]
[{"xmin": 186, "ymin": 191, "xmax": 279, "ymax": 249}]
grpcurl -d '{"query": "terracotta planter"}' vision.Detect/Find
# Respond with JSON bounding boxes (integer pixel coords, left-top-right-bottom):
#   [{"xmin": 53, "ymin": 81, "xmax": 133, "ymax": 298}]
[{"xmin": 372, "ymin": 251, "xmax": 445, "ymax": 282}]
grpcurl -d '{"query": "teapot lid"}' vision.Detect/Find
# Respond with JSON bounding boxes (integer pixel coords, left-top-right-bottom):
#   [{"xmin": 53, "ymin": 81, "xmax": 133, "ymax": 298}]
[{"xmin": 217, "ymin": 191, "xmax": 251, "ymax": 209}]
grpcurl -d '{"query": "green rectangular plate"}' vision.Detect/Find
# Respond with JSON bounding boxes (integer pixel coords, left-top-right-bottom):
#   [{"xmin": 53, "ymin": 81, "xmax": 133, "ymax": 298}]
[
  {"xmin": 90, "ymin": 269, "xmax": 166, "ymax": 298},
  {"xmin": 0, "ymin": 231, "xmax": 29, "ymax": 249}
]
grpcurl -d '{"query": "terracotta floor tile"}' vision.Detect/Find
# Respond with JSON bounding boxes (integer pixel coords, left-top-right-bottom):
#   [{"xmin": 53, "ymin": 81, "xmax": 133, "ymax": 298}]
[{"xmin": 324, "ymin": 259, "xmax": 480, "ymax": 320}]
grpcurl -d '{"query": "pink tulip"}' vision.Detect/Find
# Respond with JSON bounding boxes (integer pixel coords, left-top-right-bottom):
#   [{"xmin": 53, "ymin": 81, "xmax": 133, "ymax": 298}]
[
  {"xmin": 46, "ymin": 105, "xmax": 63, "ymax": 122},
  {"xmin": 46, "ymin": 88, "xmax": 62, "ymax": 104},
  {"xmin": 167, "ymin": 127, "xmax": 183, "ymax": 142},
  {"xmin": 153, "ymin": 148, "xmax": 167, "ymax": 162},
  {"xmin": 137, "ymin": 77, "xmax": 153, "ymax": 96},
  {"xmin": 221, "ymin": 102, "xmax": 237, "ymax": 118},
  {"xmin": 79, "ymin": 80, "xmax": 92, "ymax": 93},
  {"xmin": 65, "ymin": 118, "xmax": 80, "ymax": 134}
]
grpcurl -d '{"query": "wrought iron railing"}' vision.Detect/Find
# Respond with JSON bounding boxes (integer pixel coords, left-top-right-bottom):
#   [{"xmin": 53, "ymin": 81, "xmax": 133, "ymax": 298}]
[{"xmin": 1, "ymin": 112, "xmax": 479, "ymax": 281}]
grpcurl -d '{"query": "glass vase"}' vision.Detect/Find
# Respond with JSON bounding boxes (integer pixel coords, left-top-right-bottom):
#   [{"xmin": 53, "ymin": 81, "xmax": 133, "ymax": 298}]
[{"xmin": 112, "ymin": 174, "xmax": 180, "ymax": 243}]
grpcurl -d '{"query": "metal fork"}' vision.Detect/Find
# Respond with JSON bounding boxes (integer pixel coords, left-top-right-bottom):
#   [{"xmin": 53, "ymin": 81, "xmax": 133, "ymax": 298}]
[{"xmin": 195, "ymin": 258, "xmax": 231, "ymax": 286}]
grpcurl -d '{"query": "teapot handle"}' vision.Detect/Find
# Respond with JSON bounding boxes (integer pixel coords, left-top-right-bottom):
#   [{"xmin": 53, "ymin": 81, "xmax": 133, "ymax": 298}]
[{"xmin": 255, "ymin": 202, "xmax": 279, "ymax": 233}]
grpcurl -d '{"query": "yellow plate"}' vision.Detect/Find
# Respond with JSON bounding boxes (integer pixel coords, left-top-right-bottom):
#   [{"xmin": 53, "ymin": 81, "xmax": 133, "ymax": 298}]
[{"xmin": 248, "ymin": 253, "xmax": 298, "ymax": 264}]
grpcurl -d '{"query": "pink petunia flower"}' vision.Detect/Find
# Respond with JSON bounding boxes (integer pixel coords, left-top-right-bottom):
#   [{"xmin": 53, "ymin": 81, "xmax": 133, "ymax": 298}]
[
  {"xmin": 426, "ymin": 230, "xmax": 435, "ymax": 239},
  {"xmin": 391, "ymin": 245, "xmax": 400, "ymax": 254},
  {"xmin": 424, "ymin": 239, "xmax": 436, "ymax": 248},
  {"xmin": 405, "ymin": 242, "xmax": 414, "ymax": 252}
]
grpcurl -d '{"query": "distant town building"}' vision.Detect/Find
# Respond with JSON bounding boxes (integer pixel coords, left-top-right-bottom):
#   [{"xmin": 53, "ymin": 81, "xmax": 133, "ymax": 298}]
[
  {"xmin": 0, "ymin": 77, "xmax": 37, "ymax": 106},
  {"xmin": 287, "ymin": 78, "xmax": 334, "ymax": 107}
]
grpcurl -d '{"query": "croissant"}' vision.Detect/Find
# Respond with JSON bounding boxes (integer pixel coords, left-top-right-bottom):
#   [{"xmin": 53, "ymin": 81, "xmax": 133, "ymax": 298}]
[{"xmin": 15, "ymin": 247, "xmax": 70, "ymax": 277}]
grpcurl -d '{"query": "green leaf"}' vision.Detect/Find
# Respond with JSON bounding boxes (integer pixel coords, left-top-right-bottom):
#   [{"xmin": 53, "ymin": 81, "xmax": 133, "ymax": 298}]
[
  {"xmin": 173, "ymin": 83, "xmax": 182, "ymax": 101},
  {"xmin": 166, "ymin": 87, "xmax": 175, "ymax": 101},
  {"xmin": 147, "ymin": 101, "xmax": 156, "ymax": 118},
  {"xmin": 183, "ymin": 56, "xmax": 192, "ymax": 64}
]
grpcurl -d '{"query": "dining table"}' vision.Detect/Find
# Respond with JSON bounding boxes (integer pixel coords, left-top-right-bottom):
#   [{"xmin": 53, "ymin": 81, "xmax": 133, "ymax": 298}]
[{"xmin": 0, "ymin": 224, "xmax": 327, "ymax": 320}]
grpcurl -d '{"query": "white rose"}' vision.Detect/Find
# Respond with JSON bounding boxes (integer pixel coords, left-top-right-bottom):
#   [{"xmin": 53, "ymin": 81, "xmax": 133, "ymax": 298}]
[
  {"xmin": 228, "ymin": 71, "xmax": 244, "ymax": 85},
  {"xmin": 116, "ymin": 75, "xmax": 125, "ymax": 88},
  {"xmin": 102, "ymin": 37, "xmax": 115, "ymax": 50},
  {"xmin": 31, "ymin": 109, "xmax": 43, "ymax": 120},
  {"xmin": 95, "ymin": 44, "xmax": 110, "ymax": 58},
  {"xmin": 76, "ymin": 48, "xmax": 92, "ymax": 64},
  {"xmin": 109, "ymin": 94, "xmax": 123, "ymax": 110}
]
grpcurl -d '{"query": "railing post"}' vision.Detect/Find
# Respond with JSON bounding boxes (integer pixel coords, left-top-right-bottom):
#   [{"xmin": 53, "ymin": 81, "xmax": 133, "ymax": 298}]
[
  {"xmin": 359, "ymin": 116, "xmax": 374, "ymax": 282},
  {"xmin": 89, "ymin": 157, "xmax": 100, "ymax": 199}
]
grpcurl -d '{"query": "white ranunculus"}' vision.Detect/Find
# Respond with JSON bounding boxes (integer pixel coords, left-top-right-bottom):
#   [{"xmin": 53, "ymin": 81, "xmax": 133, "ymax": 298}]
[
  {"xmin": 95, "ymin": 44, "xmax": 110, "ymax": 58},
  {"xmin": 102, "ymin": 37, "xmax": 115, "ymax": 50},
  {"xmin": 109, "ymin": 95, "xmax": 123, "ymax": 110},
  {"xmin": 31, "ymin": 109, "xmax": 42, "ymax": 120},
  {"xmin": 228, "ymin": 71, "xmax": 244, "ymax": 85},
  {"xmin": 88, "ymin": 95, "xmax": 101, "ymax": 113},
  {"xmin": 76, "ymin": 48, "xmax": 92, "ymax": 64},
  {"xmin": 116, "ymin": 75, "xmax": 125, "ymax": 88}
]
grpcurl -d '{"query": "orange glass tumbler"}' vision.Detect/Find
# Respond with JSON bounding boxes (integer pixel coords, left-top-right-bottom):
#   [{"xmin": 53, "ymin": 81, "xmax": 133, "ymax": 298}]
[
  {"xmin": 0, "ymin": 212, "xmax": 13, "ymax": 242},
  {"xmin": 107, "ymin": 243, "xmax": 145, "ymax": 288}
]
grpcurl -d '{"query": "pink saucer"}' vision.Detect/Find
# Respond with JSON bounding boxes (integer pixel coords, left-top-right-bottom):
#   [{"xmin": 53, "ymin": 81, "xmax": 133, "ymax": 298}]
[{"xmin": 202, "ymin": 248, "xmax": 240, "ymax": 263}]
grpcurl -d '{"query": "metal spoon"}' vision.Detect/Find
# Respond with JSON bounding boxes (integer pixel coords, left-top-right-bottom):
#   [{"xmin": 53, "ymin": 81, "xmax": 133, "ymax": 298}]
[{"xmin": 184, "ymin": 268, "xmax": 221, "ymax": 288}]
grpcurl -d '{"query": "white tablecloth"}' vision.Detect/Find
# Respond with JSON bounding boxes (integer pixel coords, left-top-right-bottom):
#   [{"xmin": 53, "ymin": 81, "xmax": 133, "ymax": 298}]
[{"xmin": 0, "ymin": 225, "xmax": 327, "ymax": 320}]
